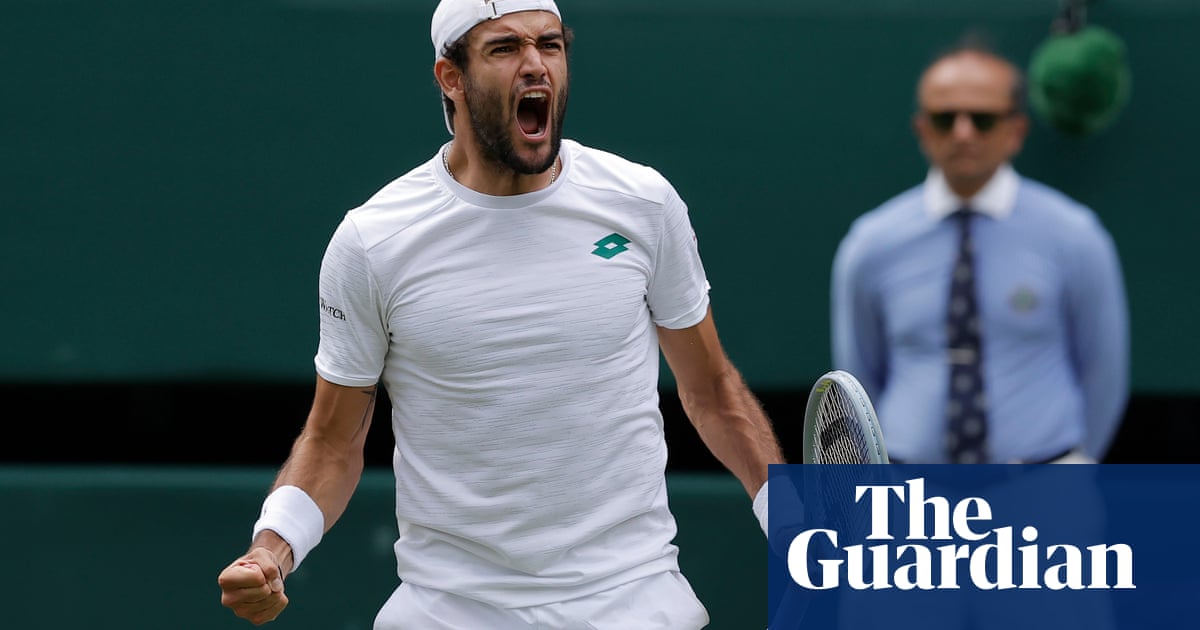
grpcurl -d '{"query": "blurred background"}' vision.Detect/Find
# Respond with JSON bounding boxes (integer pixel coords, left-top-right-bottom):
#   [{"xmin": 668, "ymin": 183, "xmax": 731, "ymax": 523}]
[{"xmin": 2, "ymin": 0, "xmax": 1197, "ymax": 627}]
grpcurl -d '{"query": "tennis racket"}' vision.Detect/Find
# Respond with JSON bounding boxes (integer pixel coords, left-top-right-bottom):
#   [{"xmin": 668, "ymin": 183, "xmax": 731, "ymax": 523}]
[
  {"xmin": 770, "ymin": 370, "xmax": 890, "ymax": 629},
  {"xmin": 802, "ymin": 369, "xmax": 889, "ymax": 464},
  {"xmin": 799, "ymin": 368, "xmax": 890, "ymax": 563}
]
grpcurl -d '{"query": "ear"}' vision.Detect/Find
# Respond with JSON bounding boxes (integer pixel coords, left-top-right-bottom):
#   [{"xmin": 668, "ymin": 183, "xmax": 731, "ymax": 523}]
[
  {"xmin": 1007, "ymin": 113, "xmax": 1031, "ymax": 154},
  {"xmin": 912, "ymin": 112, "xmax": 934, "ymax": 161},
  {"xmin": 1014, "ymin": 113, "xmax": 1030, "ymax": 139},
  {"xmin": 434, "ymin": 58, "xmax": 465, "ymax": 106}
]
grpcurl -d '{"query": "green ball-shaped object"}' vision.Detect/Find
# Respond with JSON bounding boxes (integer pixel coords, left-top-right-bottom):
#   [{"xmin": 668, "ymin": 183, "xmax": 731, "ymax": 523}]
[{"xmin": 1028, "ymin": 25, "xmax": 1132, "ymax": 137}]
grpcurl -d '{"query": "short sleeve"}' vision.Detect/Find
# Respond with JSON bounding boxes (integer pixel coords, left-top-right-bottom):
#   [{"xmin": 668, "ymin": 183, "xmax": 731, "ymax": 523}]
[
  {"xmin": 313, "ymin": 216, "xmax": 389, "ymax": 387},
  {"xmin": 646, "ymin": 186, "xmax": 710, "ymax": 329}
]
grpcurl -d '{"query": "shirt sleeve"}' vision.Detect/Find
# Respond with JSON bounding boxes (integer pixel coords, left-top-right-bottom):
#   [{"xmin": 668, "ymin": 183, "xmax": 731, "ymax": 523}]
[
  {"xmin": 831, "ymin": 221, "xmax": 888, "ymax": 401},
  {"xmin": 313, "ymin": 215, "xmax": 389, "ymax": 387},
  {"xmin": 1066, "ymin": 215, "xmax": 1130, "ymax": 460},
  {"xmin": 647, "ymin": 185, "xmax": 710, "ymax": 329}
]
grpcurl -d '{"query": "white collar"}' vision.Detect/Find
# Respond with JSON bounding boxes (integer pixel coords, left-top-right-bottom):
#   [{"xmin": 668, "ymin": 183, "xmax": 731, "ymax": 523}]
[{"xmin": 924, "ymin": 163, "xmax": 1018, "ymax": 220}]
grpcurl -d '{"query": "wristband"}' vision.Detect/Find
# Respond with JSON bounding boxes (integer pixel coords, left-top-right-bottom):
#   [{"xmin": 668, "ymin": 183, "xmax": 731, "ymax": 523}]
[
  {"xmin": 252, "ymin": 485, "xmax": 325, "ymax": 572},
  {"xmin": 752, "ymin": 481, "xmax": 769, "ymax": 537}
]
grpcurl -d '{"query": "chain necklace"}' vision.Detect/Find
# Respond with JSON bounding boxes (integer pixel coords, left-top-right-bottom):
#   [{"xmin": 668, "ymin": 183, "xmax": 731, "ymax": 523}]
[{"xmin": 442, "ymin": 144, "xmax": 558, "ymax": 184}]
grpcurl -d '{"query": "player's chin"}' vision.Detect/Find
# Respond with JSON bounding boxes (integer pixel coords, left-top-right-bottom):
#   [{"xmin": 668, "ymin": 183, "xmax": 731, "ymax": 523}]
[{"xmin": 512, "ymin": 135, "xmax": 556, "ymax": 171}]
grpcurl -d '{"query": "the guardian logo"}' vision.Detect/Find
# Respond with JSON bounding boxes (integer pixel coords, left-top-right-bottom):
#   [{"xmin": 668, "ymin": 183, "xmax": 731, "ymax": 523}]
[{"xmin": 788, "ymin": 478, "xmax": 1135, "ymax": 591}]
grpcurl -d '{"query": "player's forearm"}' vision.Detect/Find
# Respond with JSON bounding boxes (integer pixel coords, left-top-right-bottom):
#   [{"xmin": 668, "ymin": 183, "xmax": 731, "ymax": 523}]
[
  {"xmin": 270, "ymin": 380, "xmax": 377, "ymax": 529},
  {"xmin": 680, "ymin": 369, "xmax": 784, "ymax": 497},
  {"xmin": 272, "ymin": 431, "xmax": 367, "ymax": 531},
  {"xmin": 250, "ymin": 435, "xmax": 365, "ymax": 574}
]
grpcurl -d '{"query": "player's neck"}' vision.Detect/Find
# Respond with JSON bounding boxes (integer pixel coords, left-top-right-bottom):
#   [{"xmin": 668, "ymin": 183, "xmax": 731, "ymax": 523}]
[{"xmin": 443, "ymin": 140, "xmax": 558, "ymax": 196}]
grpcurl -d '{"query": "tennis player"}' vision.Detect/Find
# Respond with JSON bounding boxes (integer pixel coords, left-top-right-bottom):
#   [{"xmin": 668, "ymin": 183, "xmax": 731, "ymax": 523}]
[{"xmin": 216, "ymin": 1, "xmax": 784, "ymax": 627}]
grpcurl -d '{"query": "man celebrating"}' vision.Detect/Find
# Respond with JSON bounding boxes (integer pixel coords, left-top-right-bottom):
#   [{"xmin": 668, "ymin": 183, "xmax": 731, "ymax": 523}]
[{"xmin": 217, "ymin": 1, "xmax": 784, "ymax": 628}]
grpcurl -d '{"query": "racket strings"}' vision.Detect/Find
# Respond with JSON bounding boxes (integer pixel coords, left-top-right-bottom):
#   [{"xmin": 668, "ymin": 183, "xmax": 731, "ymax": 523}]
[
  {"xmin": 811, "ymin": 383, "xmax": 876, "ymax": 537},
  {"xmin": 812, "ymin": 384, "xmax": 872, "ymax": 464}
]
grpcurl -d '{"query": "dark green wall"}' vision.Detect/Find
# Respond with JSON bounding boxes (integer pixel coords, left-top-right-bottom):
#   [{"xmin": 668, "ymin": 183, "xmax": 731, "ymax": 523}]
[
  {"xmin": 4, "ymin": 0, "xmax": 1198, "ymax": 392},
  {"xmin": 0, "ymin": 467, "xmax": 761, "ymax": 629}
]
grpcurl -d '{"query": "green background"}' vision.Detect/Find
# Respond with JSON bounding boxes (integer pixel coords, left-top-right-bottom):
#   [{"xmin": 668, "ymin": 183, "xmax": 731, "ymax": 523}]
[
  {"xmin": 2, "ymin": 2, "xmax": 1197, "ymax": 629},
  {"xmin": 4, "ymin": 0, "xmax": 1198, "ymax": 392}
]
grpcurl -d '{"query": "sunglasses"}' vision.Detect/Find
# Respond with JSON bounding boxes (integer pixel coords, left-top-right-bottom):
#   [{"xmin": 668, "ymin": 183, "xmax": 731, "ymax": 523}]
[{"xmin": 925, "ymin": 110, "xmax": 1016, "ymax": 133}]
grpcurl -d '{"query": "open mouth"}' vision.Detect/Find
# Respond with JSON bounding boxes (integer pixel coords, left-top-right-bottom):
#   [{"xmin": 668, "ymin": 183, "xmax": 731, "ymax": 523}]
[{"xmin": 517, "ymin": 91, "xmax": 550, "ymax": 139}]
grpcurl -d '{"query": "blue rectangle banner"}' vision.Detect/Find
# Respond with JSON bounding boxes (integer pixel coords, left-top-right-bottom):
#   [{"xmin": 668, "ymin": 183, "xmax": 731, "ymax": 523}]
[{"xmin": 767, "ymin": 464, "xmax": 1200, "ymax": 629}]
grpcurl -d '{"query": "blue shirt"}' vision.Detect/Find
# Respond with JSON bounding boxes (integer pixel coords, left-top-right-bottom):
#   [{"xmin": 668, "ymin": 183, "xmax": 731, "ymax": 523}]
[{"xmin": 831, "ymin": 165, "xmax": 1130, "ymax": 463}]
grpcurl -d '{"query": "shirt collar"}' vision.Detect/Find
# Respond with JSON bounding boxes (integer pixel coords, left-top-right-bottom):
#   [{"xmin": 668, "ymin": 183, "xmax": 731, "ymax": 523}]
[{"xmin": 923, "ymin": 163, "xmax": 1018, "ymax": 221}]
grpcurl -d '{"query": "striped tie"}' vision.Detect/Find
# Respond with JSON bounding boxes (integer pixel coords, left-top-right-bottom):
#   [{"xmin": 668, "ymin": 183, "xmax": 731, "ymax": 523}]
[{"xmin": 946, "ymin": 209, "xmax": 988, "ymax": 463}]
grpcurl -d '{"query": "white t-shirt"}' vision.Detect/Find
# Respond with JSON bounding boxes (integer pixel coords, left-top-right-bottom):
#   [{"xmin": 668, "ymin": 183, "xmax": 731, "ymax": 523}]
[{"xmin": 314, "ymin": 139, "xmax": 711, "ymax": 608}]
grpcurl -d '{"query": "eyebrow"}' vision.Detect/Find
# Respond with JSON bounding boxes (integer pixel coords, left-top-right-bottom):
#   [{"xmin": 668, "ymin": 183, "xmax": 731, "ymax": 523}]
[{"xmin": 481, "ymin": 31, "xmax": 564, "ymax": 48}]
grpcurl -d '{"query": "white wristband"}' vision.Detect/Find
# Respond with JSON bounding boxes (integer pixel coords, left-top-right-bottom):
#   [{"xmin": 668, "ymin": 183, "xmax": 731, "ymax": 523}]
[
  {"xmin": 752, "ymin": 480, "xmax": 769, "ymax": 537},
  {"xmin": 252, "ymin": 485, "xmax": 325, "ymax": 572}
]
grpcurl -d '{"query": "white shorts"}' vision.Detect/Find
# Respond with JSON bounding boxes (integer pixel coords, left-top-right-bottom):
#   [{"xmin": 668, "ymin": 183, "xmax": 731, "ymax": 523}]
[{"xmin": 373, "ymin": 570, "xmax": 710, "ymax": 629}]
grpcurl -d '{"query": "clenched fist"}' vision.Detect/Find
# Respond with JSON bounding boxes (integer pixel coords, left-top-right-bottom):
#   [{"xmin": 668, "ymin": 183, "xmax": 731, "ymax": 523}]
[{"xmin": 218, "ymin": 547, "xmax": 289, "ymax": 625}]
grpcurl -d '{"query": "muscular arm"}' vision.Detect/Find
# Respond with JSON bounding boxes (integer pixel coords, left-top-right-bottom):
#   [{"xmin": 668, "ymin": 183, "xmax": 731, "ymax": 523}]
[
  {"xmin": 256, "ymin": 375, "xmax": 378, "ymax": 574},
  {"xmin": 218, "ymin": 375, "xmax": 377, "ymax": 624},
  {"xmin": 658, "ymin": 308, "xmax": 785, "ymax": 498}
]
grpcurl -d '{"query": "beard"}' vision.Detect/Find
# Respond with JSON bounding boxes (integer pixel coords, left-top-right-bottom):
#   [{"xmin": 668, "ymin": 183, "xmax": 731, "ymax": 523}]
[{"xmin": 463, "ymin": 75, "xmax": 568, "ymax": 175}]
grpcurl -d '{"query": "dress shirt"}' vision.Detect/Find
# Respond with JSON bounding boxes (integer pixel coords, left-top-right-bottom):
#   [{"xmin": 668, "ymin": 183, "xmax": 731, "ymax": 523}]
[{"xmin": 831, "ymin": 164, "xmax": 1129, "ymax": 463}]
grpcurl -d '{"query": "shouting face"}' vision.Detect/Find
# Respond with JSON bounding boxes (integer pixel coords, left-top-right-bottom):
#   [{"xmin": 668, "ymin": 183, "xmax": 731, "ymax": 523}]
[{"xmin": 459, "ymin": 10, "xmax": 569, "ymax": 176}]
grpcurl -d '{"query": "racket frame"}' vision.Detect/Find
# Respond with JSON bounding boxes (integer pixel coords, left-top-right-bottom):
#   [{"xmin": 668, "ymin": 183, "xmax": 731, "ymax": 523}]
[{"xmin": 801, "ymin": 369, "xmax": 890, "ymax": 464}]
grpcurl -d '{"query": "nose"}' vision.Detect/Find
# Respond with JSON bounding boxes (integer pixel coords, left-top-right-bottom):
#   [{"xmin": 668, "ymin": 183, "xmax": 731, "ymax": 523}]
[
  {"xmin": 951, "ymin": 113, "xmax": 977, "ymax": 139},
  {"xmin": 518, "ymin": 41, "xmax": 548, "ymax": 79}
]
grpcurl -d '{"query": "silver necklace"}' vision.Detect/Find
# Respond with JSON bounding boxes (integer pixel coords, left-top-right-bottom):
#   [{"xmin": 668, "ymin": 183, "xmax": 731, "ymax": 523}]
[{"xmin": 442, "ymin": 145, "xmax": 558, "ymax": 184}]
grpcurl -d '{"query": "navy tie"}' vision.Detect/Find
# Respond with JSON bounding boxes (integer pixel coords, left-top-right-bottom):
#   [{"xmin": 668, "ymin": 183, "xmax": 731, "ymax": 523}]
[{"xmin": 946, "ymin": 209, "xmax": 988, "ymax": 463}]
